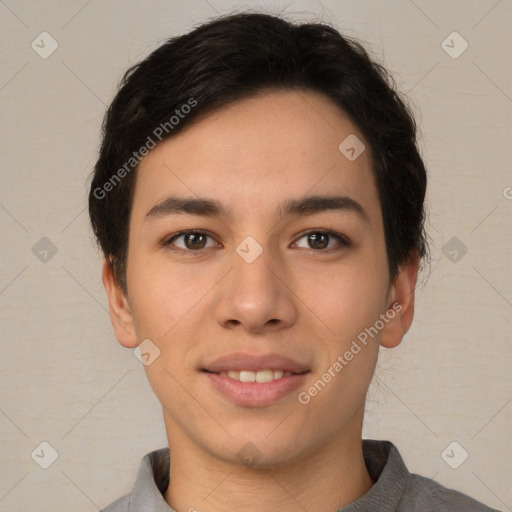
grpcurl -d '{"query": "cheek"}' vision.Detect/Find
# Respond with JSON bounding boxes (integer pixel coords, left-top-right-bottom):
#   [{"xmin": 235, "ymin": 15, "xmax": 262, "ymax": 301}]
[
  {"xmin": 301, "ymin": 266, "xmax": 384, "ymax": 410},
  {"xmin": 127, "ymin": 259, "xmax": 205, "ymax": 406},
  {"xmin": 126, "ymin": 254, "xmax": 218, "ymax": 396},
  {"xmin": 126, "ymin": 249, "xmax": 208, "ymax": 339},
  {"xmin": 302, "ymin": 261, "xmax": 388, "ymax": 341}
]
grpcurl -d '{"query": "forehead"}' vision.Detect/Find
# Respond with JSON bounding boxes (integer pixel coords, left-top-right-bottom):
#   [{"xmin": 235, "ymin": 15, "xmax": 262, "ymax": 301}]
[{"xmin": 131, "ymin": 89, "xmax": 380, "ymax": 225}]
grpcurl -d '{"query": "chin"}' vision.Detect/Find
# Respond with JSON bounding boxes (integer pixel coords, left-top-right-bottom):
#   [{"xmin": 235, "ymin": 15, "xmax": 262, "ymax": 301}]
[{"xmin": 209, "ymin": 434, "xmax": 311, "ymax": 470}]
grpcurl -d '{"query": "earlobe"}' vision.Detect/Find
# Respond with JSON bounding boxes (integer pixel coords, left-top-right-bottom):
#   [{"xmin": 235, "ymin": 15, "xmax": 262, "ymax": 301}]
[
  {"xmin": 102, "ymin": 258, "xmax": 138, "ymax": 348},
  {"xmin": 380, "ymin": 250, "xmax": 420, "ymax": 349}
]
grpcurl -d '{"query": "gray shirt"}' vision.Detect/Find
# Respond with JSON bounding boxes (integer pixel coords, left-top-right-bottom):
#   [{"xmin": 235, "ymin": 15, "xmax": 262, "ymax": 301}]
[{"xmin": 100, "ymin": 439, "xmax": 500, "ymax": 511}]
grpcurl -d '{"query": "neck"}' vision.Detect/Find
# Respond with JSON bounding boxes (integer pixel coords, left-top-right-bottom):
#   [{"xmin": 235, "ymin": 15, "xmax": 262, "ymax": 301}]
[{"xmin": 163, "ymin": 417, "xmax": 374, "ymax": 512}]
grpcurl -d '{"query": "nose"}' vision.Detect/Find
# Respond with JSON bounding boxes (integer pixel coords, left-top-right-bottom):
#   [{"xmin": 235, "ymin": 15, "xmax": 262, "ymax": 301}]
[{"xmin": 214, "ymin": 239, "xmax": 299, "ymax": 334}]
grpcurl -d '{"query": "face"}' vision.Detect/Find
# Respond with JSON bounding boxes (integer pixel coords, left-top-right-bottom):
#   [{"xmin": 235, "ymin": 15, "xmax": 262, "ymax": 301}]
[{"xmin": 104, "ymin": 89, "xmax": 417, "ymax": 468}]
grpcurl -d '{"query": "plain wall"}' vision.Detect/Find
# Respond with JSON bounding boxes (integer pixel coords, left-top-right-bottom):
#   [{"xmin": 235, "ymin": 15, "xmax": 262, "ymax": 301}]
[{"xmin": 1, "ymin": 0, "xmax": 511, "ymax": 510}]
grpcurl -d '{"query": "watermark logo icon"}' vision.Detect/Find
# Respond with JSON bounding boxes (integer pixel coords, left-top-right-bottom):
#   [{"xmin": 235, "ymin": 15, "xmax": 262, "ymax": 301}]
[
  {"xmin": 31, "ymin": 441, "xmax": 59, "ymax": 469},
  {"xmin": 236, "ymin": 236, "xmax": 263, "ymax": 264},
  {"xmin": 237, "ymin": 442, "xmax": 263, "ymax": 468},
  {"xmin": 441, "ymin": 31, "xmax": 468, "ymax": 59},
  {"xmin": 31, "ymin": 32, "xmax": 59, "ymax": 59},
  {"xmin": 442, "ymin": 236, "xmax": 468, "ymax": 263},
  {"xmin": 32, "ymin": 236, "xmax": 58, "ymax": 263},
  {"xmin": 134, "ymin": 338, "xmax": 161, "ymax": 366},
  {"xmin": 338, "ymin": 134, "xmax": 365, "ymax": 161},
  {"xmin": 441, "ymin": 441, "xmax": 468, "ymax": 469}
]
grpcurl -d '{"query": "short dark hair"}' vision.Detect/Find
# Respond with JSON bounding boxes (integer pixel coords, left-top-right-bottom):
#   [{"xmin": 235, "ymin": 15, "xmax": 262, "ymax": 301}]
[{"xmin": 88, "ymin": 11, "xmax": 428, "ymax": 295}]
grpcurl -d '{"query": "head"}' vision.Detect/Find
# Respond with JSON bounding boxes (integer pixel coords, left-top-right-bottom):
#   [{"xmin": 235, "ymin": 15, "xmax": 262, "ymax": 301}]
[{"xmin": 88, "ymin": 12, "xmax": 428, "ymax": 467}]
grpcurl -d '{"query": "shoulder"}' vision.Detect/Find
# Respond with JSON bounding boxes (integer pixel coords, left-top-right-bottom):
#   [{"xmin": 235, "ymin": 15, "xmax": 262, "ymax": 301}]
[
  {"xmin": 361, "ymin": 440, "xmax": 500, "ymax": 512},
  {"xmin": 398, "ymin": 473, "xmax": 501, "ymax": 511},
  {"xmin": 99, "ymin": 492, "xmax": 130, "ymax": 511},
  {"xmin": 98, "ymin": 446, "xmax": 170, "ymax": 511}
]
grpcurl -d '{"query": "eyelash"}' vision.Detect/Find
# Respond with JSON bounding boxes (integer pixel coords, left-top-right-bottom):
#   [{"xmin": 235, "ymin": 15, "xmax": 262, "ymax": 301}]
[{"xmin": 161, "ymin": 229, "xmax": 350, "ymax": 255}]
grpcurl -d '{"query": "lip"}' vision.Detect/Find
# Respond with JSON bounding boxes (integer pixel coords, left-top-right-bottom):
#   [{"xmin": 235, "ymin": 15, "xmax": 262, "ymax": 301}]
[
  {"xmin": 204, "ymin": 371, "xmax": 310, "ymax": 407},
  {"xmin": 202, "ymin": 352, "xmax": 310, "ymax": 407},
  {"xmin": 203, "ymin": 352, "xmax": 310, "ymax": 373}
]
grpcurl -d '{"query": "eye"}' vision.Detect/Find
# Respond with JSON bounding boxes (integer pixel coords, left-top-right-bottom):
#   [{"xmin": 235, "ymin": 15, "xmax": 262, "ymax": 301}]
[
  {"xmin": 163, "ymin": 230, "xmax": 218, "ymax": 252},
  {"xmin": 162, "ymin": 229, "xmax": 350, "ymax": 254},
  {"xmin": 294, "ymin": 230, "xmax": 350, "ymax": 251}
]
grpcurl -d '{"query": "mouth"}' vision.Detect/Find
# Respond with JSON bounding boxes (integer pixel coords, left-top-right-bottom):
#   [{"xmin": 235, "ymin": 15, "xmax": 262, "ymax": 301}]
[
  {"xmin": 202, "ymin": 368, "xmax": 308, "ymax": 382},
  {"xmin": 202, "ymin": 352, "xmax": 310, "ymax": 374},
  {"xmin": 201, "ymin": 352, "xmax": 311, "ymax": 407}
]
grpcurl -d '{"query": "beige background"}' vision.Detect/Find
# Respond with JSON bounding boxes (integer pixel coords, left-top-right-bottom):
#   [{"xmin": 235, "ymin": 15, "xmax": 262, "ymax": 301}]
[{"xmin": 1, "ymin": 0, "xmax": 511, "ymax": 510}]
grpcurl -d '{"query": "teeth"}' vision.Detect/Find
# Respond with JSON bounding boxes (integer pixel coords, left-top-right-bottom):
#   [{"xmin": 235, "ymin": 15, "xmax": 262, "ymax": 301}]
[
  {"xmin": 241, "ymin": 370, "xmax": 258, "ymax": 383},
  {"xmin": 218, "ymin": 369, "xmax": 292, "ymax": 382}
]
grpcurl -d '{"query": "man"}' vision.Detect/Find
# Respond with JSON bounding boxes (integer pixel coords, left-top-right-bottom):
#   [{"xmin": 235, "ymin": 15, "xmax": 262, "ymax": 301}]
[{"xmin": 89, "ymin": 11, "xmax": 498, "ymax": 512}]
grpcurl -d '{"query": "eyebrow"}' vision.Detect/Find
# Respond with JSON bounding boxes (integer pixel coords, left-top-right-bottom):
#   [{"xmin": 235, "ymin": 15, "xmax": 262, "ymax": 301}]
[{"xmin": 144, "ymin": 194, "xmax": 369, "ymax": 223}]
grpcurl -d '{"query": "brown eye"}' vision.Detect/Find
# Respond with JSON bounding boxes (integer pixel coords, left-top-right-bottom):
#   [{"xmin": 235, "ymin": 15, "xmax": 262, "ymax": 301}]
[
  {"xmin": 294, "ymin": 231, "xmax": 349, "ymax": 251},
  {"xmin": 308, "ymin": 232, "xmax": 329, "ymax": 249},
  {"xmin": 183, "ymin": 232, "xmax": 207, "ymax": 250},
  {"xmin": 164, "ymin": 231, "xmax": 216, "ymax": 251}
]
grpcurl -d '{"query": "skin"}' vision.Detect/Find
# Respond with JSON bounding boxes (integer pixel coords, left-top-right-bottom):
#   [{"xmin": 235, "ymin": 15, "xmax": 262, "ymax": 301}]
[{"xmin": 103, "ymin": 89, "xmax": 419, "ymax": 512}]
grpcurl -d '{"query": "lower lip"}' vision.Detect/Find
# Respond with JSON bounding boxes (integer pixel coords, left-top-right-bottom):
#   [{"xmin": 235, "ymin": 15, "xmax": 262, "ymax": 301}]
[{"xmin": 204, "ymin": 371, "xmax": 310, "ymax": 407}]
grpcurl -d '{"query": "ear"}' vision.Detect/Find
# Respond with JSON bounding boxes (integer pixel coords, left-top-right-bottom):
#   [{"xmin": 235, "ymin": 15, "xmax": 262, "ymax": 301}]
[
  {"xmin": 380, "ymin": 249, "xmax": 420, "ymax": 349},
  {"xmin": 102, "ymin": 258, "xmax": 138, "ymax": 348}
]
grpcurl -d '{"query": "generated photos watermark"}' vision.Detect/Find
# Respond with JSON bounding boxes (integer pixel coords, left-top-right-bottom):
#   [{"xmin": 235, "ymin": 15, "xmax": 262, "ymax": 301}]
[
  {"xmin": 298, "ymin": 302, "xmax": 402, "ymax": 405},
  {"xmin": 93, "ymin": 97, "xmax": 197, "ymax": 200}
]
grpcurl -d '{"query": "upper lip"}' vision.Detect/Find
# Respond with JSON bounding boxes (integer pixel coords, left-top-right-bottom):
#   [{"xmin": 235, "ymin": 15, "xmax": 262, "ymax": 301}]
[{"xmin": 203, "ymin": 353, "xmax": 310, "ymax": 373}]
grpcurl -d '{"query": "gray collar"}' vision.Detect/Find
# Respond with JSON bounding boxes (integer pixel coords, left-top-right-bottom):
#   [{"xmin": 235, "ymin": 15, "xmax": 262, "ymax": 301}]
[{"xmin": 126, "ymin": 439, "xmax": 408, "ymax": 511}]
